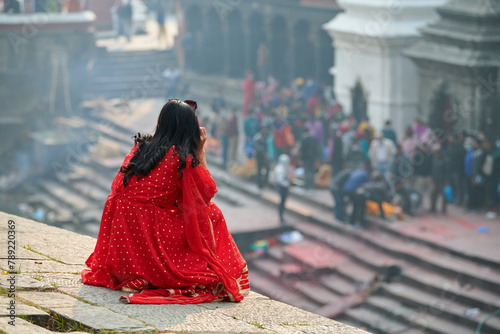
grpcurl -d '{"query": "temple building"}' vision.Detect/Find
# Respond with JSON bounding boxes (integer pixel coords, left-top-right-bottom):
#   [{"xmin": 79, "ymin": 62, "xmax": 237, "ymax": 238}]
[
  {"xmin": 179, "ymin": 0, "xmax": 340, "ymax": 85},
  {"xmin": 324, "ymin": 0, "xmax": 447, "ymax": 132},
  {"xmin": 406, "ymin": 0, "xmax": 500, "ymax": 140}
]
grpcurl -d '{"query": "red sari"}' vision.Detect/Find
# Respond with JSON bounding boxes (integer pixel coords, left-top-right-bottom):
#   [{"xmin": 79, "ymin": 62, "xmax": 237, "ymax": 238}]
[{"xmin": 81, "ymin": 146, "xmax": 250, "ymax": 304}]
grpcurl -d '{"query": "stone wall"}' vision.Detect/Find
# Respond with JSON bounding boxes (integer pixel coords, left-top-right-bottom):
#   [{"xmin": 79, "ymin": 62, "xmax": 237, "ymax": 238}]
[{"xmin": 0, "ymin": 12, "xmax": 96, "ymax": 117}]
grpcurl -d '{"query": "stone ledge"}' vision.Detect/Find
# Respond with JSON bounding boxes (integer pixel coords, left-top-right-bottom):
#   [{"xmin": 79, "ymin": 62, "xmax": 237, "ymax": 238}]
[{"xmin": 0, "ymin": 211, "xmax": 367, "ymax": 333}]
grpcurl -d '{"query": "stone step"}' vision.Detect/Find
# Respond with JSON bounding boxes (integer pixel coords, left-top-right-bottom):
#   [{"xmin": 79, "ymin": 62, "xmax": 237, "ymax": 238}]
[
  {"xmin": 250, "ymin": 255, "xmax": 346, "ymax": 312},
  {"xmin": 401, "ymin": 265, "xmax": 500, "ymax": 311},
  {"xmin": 283, "ymin": 239, "xmax": 349, "ymax": 273},
  {"xmin": 294, "ymin": 281, "xmax": 342, "ymax": 306},
  {"xmin": 343, "ymin": 306, "xmax": 410, "ymax": 334},
  {"xmin": 86, "ymin": 85, "xmax": 165, "ymax": 96},
  {"xmin": 26, "ymin": 193, "xmax": 73, "ymax": 223},
  {"xmin": 359, "ymin": 228, "xmax": 500, "ymax": 292},
  {"xmin": 381, "ymin": 282, "xmax": 500, "ymax": 333},
  {"xmin": 329, "ymin": 316, "xmax": 368, "ymax": 333},
  {"xmin": 293, "ymin": 222, "xmax": 404, "ymax": 271},
  {"xmin": 319, "ymin": 274, "xmax": 358, "ymax": 296},
  {"xmin": 248, "ymin": 270, "xmax": 319, "ymax": 313},
  {"xmin": 37, "ymin": 179, "xmax": 93, "ymax": 213},
  {"xmin": 365, "ymin": 295, "xmax": 475, "ymax": 334},
  {"xmin": 251, "ymin": 258, "xmax": 282, "ymax": 280},
  {"xmin": 89, "ymin": 73, "xmax": 170, "ymax": 83},
  {"xmin": 85, "ymin": 119, "xmax": 134, "ymax": 147},
  {"xmin": 84, "ymin": 157, "xmax": 123, "ymax": 176},
  {"xmin": 67, "ymin": 166, "xmax": 112, "ymax": 194},
  {"xmin": 297, "ymin": 219, "xmax": 500, "ymax": 293},
  {"xmin": 71, "ymin": 181, "xmax": 109, "ymax": 203},
  {"xmin": 267, "ymin": 245, "xmax": 285, "ymax": 261},
  {"xmin": 366, "ymin": 216, "xmax": 500, "ymax": 270},
  {"xmin": 333, "ymin": 261, "xmax": 377, "ymax": 285}
]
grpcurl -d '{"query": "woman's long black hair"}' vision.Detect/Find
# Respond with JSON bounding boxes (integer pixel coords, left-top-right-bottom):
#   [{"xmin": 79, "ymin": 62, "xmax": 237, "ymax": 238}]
[{"xmin": 120, "ymin": 100, "xmax": 200, "ymax": 186}]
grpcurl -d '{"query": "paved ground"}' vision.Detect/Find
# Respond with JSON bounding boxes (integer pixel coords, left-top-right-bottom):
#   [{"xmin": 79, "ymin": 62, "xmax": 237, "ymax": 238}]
[
  {"xmin": 0, "ymin": 211, "xmax": 367, "ymax": 334},
  {"xmin": 96, "ymin": 15, "xmax": 179, "ymax": 52}
]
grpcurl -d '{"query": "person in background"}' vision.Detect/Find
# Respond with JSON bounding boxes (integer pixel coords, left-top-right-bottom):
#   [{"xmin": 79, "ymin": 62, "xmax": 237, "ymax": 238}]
[
  {"xmin": 394, "ymin": 181, "xmax": 421, "ymax": 216},
  {"xmin": 211, "ymin": 87, "xmax": 226, "ymax": 113},
  {"xmin": 254, "ymin": 127, "xmax": 270, "ymax": 190},
  {"xmin": 401, "ymin": 126, "xmax": 417, "ymax": 160},
  {"xmin": 275, "ymin": 154, "xmax": 293, "ymax": 225},
  {"xmin": 3, "ymin": 0, "xmax": 20, "ymax": 13},
  {"xmin": 368, "ymin": 132, "xmax": 396, "ymax": 177},
  {"xmin": 299, "ymin": 127, "xmax": 321, "ymax": 191},
  {"xmin": 413, "ymin": 142, "xmax": 433, "ymax": 211},
  {"xmin": 329, "ymin": 123, "xmax": 344, "ymax": 177},
  {"xmin": 358, "ymin": 117, "xmax": 375, "ymax": 140},
  {"xmin": 469, "ymin": 138, "xmax": 486, "ymax": 211},
  {"xmin": 446, "ymin": 134, "xmax": 466, "ymax": 205},
  {"xmin": 217, "ymin": 107, "xmax": 229, "ymax": 169},
  {"xmin": 242, "ymin": 71, "xmax": 255, "ymax": 117},
  {"xmin": 464, "ymin": 136, "xmax": 474, "ymax": 209},
  {"xmin": 382, "ymin": 120, "xmax": 397, "ymax": 145},
  {"xmin": 226, "ymin": 108, "xmax": 239, "ymax": 166},
  {"xmin": 156, "ymin": 2, "xmax": 167, "ymax": 47},
  {"xmin": 304, "ymin": 114, "xmax": 324, "ymax": 147},
  {"xmin": 243, "ymin": 109, "xmax": 260, "ymax": 159},
  {"xmin": 163, "ymin": 64, "xmax": 180, "ymax": 98},
  {"xmin": 489, "ymin": 135, "xmax": 500, "ymax": 212},
  {"xmin": 352, "ymin": 171, "xmax": 390, "ymax": 226},
  {"xmin": 342, "ymin": 163, "xmax": 370, "ymax": 225},
  {"xmin": 117, "ymin": 0, "xmax": 133, "ymax": 42},
  {"xmin": 392, "ymin": 145, "xmax": 413, "ymax": 183},
  {"xmin": 329, "ymin": 168, "xmax": 352, "ymax": 222},
  {"xmin": 430, "ymin": 148, "xmax": 450, "ymax": 214},
  {"xmin": 345, "ymin": 137, "xmax": 366, "ymax": 170}
]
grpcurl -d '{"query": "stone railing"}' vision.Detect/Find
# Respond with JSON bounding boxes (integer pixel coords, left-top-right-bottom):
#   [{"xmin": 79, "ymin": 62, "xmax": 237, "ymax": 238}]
[{"xmin": 0, "ymin": 211, "xmax": 367, "ymax": 333}]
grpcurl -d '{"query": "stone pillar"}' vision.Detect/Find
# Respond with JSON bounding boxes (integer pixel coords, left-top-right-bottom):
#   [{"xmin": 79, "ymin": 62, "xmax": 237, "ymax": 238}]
[{"xmin": 324, "ymin": 0, "xmax": 447, "ymax": 132}]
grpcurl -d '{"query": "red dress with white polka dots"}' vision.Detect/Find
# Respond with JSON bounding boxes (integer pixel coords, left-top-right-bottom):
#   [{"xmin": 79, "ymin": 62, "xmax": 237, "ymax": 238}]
[{"xmin": 81, "ymin": 146, "xmax": 250, "ymax": 304}]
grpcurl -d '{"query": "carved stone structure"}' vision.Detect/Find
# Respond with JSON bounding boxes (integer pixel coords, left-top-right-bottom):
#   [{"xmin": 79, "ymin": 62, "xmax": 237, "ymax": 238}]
[
  {"xmin": 406, "ymin": 0, "xmax": 500, "ymax": 139},
  {"xmin": 325, "ymin": 0, "xmax": 446, "ymax": 132},
  {"xmin": 180, "ymin": 0, "xmax": 340, "ymax": 85},
  {"xmin": 0, "ymin": 11, "xmax": 95, "ymax": 162}
]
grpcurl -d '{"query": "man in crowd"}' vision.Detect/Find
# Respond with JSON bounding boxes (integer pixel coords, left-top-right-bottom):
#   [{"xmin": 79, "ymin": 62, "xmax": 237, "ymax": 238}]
[
  {"xmin": 430, "ymin": 148, "xmax": 450, "ymax": 214},
  {"xmin": 369, "ymin": 132, "xmax": 396, "ymax": 176},
  {"xmin": 254, "ymin": 127, "xmax": 270, "ymax": 190},
  {"xmin": 413, "ymin": 142, "xmax": 433, "ymax": 211},
  {"xmin": 299, "ymin": 127, "xmax": 321, "ymax": 191},
  {"xmin": 342, "ymin": 163, "xmax": 370, "ymax": 226}
]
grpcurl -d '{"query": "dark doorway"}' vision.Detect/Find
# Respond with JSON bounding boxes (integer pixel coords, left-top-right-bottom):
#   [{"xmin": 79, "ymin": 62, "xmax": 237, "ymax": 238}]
[
  {"xmin": 293, "ymin": 20, "xmax": 314, "ymax": 79},
  {"xmin": 203, "ymin": 8, "xmax": 224, "ymax": 74},
  {"xmin": 317, "ymin": 28, "xmax": 334, "ymax": 85},
  {"xmin": 270, "ymin": 16, "xmax": 289, "ymax": 85},
  {"xmin": 248, "ymin": 12, "xmax": 265, "ymax": 78},
  {"xmin": 430, "ymin": 90, "xmax": 457, "ymax": 136},
  {"xmin": 226, "ymin": 10, "xmax": 245, "ymax": 78},
  {"xmin": 351, "ymin": 81, "xmax": 368, "ymax": 122},
  {"xmin": 184, "ymin": 5, "xmax": 203, "ymax": 71}
]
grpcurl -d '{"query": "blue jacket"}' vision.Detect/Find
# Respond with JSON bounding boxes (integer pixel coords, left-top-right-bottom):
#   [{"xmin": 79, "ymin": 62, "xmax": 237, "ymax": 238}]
[
  {"xmin": 464, "ymin": 149, "xmax": 473, "ymax": 177},
  {"xmin": 342, "ymin": 169, "xmax": 370, "ymax": 193}
]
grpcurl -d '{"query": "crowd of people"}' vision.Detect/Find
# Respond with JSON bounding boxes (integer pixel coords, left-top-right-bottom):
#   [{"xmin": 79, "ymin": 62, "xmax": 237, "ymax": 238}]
[{"xmin": 205, "ymin": 71, "xmax": 500, "ymax": 226}]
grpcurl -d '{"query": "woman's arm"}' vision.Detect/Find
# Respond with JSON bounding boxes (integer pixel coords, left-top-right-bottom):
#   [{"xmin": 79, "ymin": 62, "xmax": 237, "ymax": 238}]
[{"xmin": 198, "ymin": 127, "xmax": 208, "ymax": 170}]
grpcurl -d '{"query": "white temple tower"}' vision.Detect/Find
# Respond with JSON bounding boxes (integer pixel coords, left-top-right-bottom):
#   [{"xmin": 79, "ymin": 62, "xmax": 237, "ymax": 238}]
[{"xmin": 324, "ymin": 0, "xmax": 446, "ymax": 132}]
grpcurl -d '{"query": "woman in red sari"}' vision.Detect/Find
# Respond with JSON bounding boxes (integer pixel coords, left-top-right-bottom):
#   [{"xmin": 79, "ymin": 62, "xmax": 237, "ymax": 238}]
[{"xmin": 82, "ymin": 100, "xmax": 249, "ymax": 304}]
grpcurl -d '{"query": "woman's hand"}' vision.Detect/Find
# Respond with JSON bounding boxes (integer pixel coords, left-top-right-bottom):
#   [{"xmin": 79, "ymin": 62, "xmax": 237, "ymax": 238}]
[
  {"xmin": 198, "ymin": 127, "xmax": 207, "ymax": 155},
  {"xmin": 198, "ymin": 127, "xmax": 208, "ymax": 170}
]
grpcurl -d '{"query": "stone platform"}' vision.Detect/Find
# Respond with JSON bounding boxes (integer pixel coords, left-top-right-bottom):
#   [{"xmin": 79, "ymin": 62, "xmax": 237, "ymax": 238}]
[{"xmin": 0, "ymin": 211, "xmax": 366, "ymax": 334}]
